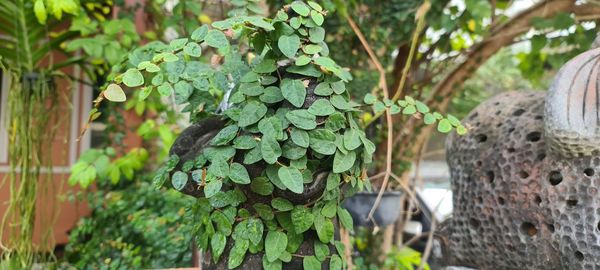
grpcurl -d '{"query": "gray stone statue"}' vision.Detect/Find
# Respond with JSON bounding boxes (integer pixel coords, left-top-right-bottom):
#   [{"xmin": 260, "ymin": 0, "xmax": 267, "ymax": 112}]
[{"xmin": 439, "ymin": 44, "xmax": 600, "ymax": 269}]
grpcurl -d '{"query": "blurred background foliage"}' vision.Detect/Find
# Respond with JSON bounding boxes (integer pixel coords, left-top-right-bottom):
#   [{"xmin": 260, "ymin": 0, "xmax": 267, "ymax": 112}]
[{"xmin": 62, "ymin": 182, "xmax": 194, "ymax": 269}]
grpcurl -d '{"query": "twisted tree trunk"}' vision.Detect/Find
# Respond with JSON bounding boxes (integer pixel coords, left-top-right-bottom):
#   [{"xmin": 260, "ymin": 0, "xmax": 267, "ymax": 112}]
[{"xmin": 396, "ymin": 0, "xmax": 600, "ymax": 168}]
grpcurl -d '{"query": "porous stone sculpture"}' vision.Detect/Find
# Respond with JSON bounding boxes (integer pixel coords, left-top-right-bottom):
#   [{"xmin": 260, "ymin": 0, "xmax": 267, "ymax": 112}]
[{"xmin": 440, "ymin": 47, "xmax": 600, "ymax": 269}]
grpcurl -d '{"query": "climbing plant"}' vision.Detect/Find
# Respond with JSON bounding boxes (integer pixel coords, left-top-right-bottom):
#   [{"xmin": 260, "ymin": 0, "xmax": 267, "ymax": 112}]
[{"xmin": 90, "ymin": 1, "xmax": 464, "ymax": 268}]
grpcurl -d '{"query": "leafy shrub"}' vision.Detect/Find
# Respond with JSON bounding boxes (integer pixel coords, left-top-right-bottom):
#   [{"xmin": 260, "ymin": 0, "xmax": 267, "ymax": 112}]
[{"xmin": 62, "ymin": 181, "xmax": 194, "ymax": 269}]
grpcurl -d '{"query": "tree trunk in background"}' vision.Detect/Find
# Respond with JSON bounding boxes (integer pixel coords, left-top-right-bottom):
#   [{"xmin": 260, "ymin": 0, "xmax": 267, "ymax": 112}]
[{"xmin": 394, "ymin": 0, "xmax": 600, "ymax": 173}]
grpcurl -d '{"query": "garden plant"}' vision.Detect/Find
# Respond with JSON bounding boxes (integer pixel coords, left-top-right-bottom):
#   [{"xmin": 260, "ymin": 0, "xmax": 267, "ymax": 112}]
[
  {"xmin": 94, "ymin": 1, "xmax": 463, "ymax": 268},
  {"xmin": 2, "ymin": 0, "xmax": 593, "ymax": 269}
]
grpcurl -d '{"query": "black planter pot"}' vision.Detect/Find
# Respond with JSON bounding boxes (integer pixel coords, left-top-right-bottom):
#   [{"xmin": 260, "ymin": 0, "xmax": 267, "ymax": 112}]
[{"xmin": 343, "ymin": 191, "xmax": 402, "ymax": 227}]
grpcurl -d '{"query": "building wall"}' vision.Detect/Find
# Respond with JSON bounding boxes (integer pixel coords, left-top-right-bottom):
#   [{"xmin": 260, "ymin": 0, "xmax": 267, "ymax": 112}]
[
  {"xmin": 0, "ymin": 59, "xmax": 94, "ymax": 246},
  {"xmin": 0, "ymin": 0, "xmax": 151, "ymax": 249}
]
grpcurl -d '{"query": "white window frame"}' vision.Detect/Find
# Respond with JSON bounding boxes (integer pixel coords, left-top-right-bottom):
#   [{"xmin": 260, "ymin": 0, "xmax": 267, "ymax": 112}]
[
  {"xmin": 0, "ymin": 63, "xmax": 92, "ymax": 171},
  {"xmin": 0, "ymin": 71, "xmax": 9, "ymax": 164}
]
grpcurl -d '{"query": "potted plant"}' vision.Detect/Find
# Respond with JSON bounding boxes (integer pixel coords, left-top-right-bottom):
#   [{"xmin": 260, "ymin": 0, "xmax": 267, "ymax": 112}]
[
  {"xmin": 94, "ymin": 1, "xmax": 465, "ymax": 269},
  {"xmin": 342, "ymin": 191, "xmax": 402, "ymax": 228}
]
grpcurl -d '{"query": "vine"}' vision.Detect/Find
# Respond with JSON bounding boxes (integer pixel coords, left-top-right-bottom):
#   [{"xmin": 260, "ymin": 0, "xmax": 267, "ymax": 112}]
[{"xmin": 94, "ymin": 1, "xmax": 464, "ymax": 269}]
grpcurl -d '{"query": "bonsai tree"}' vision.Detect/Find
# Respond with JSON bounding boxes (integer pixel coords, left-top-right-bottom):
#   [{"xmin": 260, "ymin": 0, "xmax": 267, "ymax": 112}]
[{"xmin": 95, "ymin": 1, "xmax": 465, "ymax": 268}]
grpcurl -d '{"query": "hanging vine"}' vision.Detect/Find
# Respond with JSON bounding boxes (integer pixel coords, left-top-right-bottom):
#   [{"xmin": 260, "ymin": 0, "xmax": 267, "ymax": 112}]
[{"xmin": 0, "ymin": 0, "xmax": 78, "ymax": 267}]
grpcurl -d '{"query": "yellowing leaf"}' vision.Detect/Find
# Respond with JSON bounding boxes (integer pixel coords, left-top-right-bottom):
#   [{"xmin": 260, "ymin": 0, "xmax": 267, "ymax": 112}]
[
  {"xmin": 198, "ymin": 14, "xmax": 212, "ymax": 24},
  {"xmin": 103, "ymin": 84, "xmax": 126, "ymax": 102},
  {"xmin": 467, "ymin": 19, "xmax": 476, "ymax": 32}
]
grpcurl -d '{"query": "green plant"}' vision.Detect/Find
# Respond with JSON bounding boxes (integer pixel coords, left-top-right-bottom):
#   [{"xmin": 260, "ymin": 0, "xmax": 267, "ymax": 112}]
[
  {"xmin": 0, "ymin": 0, "xmax": 85, "ymax": 267},
  {"xmin": 91, "ymin": 1, "xmax": 465, "ymax": 269},
  {"xmin": 353, "ymin": 247, "xmax": 429, "ymax": 270},
  {"xmin": 68, "ymin": 147, "xmax": 149, "ymax": 188},
  {"xmin": 62, "ymin": 181, "xmax": 195, "ymax": 270},
  {"xmin": 381, "ymin": 247, "xmax": 429, "ymax": 270}
]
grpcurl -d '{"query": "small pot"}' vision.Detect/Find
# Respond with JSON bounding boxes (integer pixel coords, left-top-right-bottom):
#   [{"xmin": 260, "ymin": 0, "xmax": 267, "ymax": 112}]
[{"xmin": 343, "ymin": 191, "xmax": 402, "ymax": 227}]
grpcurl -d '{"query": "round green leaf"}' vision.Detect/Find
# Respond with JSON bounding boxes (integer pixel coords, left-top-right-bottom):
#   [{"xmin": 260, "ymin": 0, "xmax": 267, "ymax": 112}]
[
  {"xmin": 229, "ymin": 163, "xmax": 251, "ymax": 184},
  {"xmin": 314, "ymin": 83, "xmax": 333, "ymax": 96},
  {"xmin": 254, "ymin": 203, "xmax": 274, "ymax": 220},
  {"xmin": 291, "ymin": 206, "xmax": 314, "ymax": 233},
  {"xmin": 415, "ymin": 100, "xmax": 430, "ymax": 113},
  {"xmin": 263, "ymin": 256, "xmax": 282, "ymax": 270},
  {"xmin": 157, "ymin": 82, "xmax": 173, "ymax": 96},
  {"xmin": 286, "ymin": 110, "xmax": 316, "ymax": 130},
  {"xmin": 302, "ymin": 256, "xmax": 321, "ymax": 270},
  {"xmin": 307, "ymin": 1, "xmax": 323, "ymax": 11},
  {"xmin": 278, "ymin": 35, "xmax": 301, "ymax": 58},
  {"xmin": 238, "ymin": 101, "xmax": 268, "ymax": 127},
  {"xmin": 309, "ymin": 27, "xmax": 325, "ymax": 43},
  {"xmin": 278, "ymin": 166, "xmax": 303, "ymax": 194},
  {"xmin": 208, "ymin": 159, "xmax": 229, "ymax": 178},
  {"xmin": 280, "ymin": 78, "xmax": 306, "ymax": 108},
  {"xmin": 281, "ymin": 141, "xmax": 307, "ymax": 160},
  {"xmin": 247, "ymin": 218, "xmax": 264, "ymax": 246},
  {"xmin": 122, "ymin": 68, "xmax": 144, "ymax": 87},
  {"xmin": 290, "ymin": 128, "xmax": 309, "ymax": 148},
  {"xmin": 191, "ymin": 25, "xmax": 209, "ymax": 41},
  {"xmin": 272, "ymin": 198, "xmax": 293, "ymax": 211},
  {"xmin": 233, "ymin": 135, "xmax": 258, "ymax": 150},
  {"xmin": 211, "ymin": 233, "xmax": 227, "ymax": 263},
  {"xmin": 251, "ymin": 177, "xmax": 274, "ymax": 195},
  {"xmin": 314, "ymin": 241, "xmax": 329, "ymax": 261},
  {"xmin": 438, "ymin": 119, "xmax": 452, "ymax": 133},
  {"xmin": 423, "ymin": 113, "xmax": 436, "ymax": 125},
  {"xmin": 241, "ymin": 82, "xmax": 264, "ymax": 96},
  {"xmin": 261, "ymin": 136, "xmax": 282, "ymax": 164},
  {"xmin": 329, "ymin": 255, "xmax": 342, "ymax": 270},
  {"xmin": 308, "ymin": 129, "xmax": 336, "ymax": 155},
  {"xmin": 310, "ymin": 10, "xmax": 324, "ymax": 26},
  {"xmin": 303, "ymin": 44, "xmax": 322, "ymax": 55},
  {"xmin": 171, "ymin": 171, "xmax": 188, "ymax": 191},
  {"xmin": 258, "ymin": 117, "xmax": 284, "ymax": 140},
  {"xmin": 343, "ymin": 129, "xmax": 361, "ymax": 150},
  {"xmin": 403, "ymin": 105, "xmax": 417, "ymax": 115},
  {"xmin": 205, "ymin": 29, "xmax": 229, "ymax": 49},
  {"xmin": 183, "ymin": 42, "xmax": 202, "ymax": 57},
  {"xmin": 314, "ymin": 216, "xmax": 334, "ymax": 243},
  {"xmin": 337, "ymin": 207, "xmax": 354, "ymax": 231},
  {"xmin": 204, "ymin": 179, "xmax": 222, "ymax": 198},
  {"xmin": 291, "ymin": 1, "xmax": 310, "ymax": 16},
  {"xmin": 260, "ymin": 86, "xmax": 285, "ymax": 103},
  {"xmin": 169, "ymin": 38, "xmax": 188, "ymax": 51},
  {"xmin": 227, "ymin": 239, "xmax": 249, "ymax": 269},
  {"xmin": 330, "ymin": 95, "xmax": 351, "ymax": 110},
  {"xmin": 333, "ymin": 150, "xmax": 356, "ymax": 173},
  {"xmin": 308, "ymin": 99, "xmax": 335, "ymax": 116},
  {"xmin": 289, "ymin": 17, "xmax": 302, "ymax": 29},
  {"xmin": 174, "ymin": 81, "xmax": 193, "ymax": 104},
  {"xmin": 211, "ymin": 125, "xmax": 239, "ymax": 146},
  {"xmin": 265, "ymin": 231, "xmax": 288, "ymax": 262},
  {"xmin": 295, "ymin": 55, "xmax": 311, "ymax": 66}
]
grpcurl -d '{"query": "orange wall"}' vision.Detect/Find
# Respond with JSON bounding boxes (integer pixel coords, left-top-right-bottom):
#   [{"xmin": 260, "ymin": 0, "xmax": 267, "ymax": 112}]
[
  {"xmin": 0, "ymin": 60, "xmax": 94, "ymax": 247},
  {"xmin": 0, "ymin": 0, "xmax": 147, "ymax": 249}
]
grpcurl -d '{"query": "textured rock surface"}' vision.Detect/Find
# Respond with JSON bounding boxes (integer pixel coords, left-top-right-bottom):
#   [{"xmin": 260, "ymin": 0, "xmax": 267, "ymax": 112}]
[{"xmin": 443, "ymin": 91, "xmax": 600, "ymax": 269}]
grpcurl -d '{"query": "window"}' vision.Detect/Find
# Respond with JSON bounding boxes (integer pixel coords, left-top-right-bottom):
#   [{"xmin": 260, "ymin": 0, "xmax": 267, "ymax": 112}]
[{"xmin": 0, "ymin": 71, "xmax": 9, "ymax": 164}]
